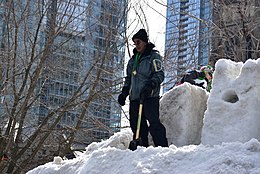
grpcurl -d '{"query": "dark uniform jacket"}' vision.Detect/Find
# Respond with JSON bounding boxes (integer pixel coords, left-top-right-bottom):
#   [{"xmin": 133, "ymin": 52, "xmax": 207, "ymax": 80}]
[
  {"xmin": 124, "ymin": 43, "xmax": 164, "ymax": 101},
  {"xmin": 180, "ymin": 70, "xmax": 211, "ymax": 90},
  {"xmin": 181, "ymin": 70, "xmax": 206, "ymax": 85}
]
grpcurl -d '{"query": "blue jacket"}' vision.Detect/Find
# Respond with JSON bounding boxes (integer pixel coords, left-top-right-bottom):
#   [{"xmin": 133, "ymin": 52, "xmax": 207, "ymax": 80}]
[{"xmin": 124, "ymin": 43, "xmax": 164, "ymax": 101}]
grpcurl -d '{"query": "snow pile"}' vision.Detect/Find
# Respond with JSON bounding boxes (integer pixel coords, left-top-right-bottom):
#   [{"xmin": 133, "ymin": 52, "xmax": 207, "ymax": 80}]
[
  {"xmin": 27, "ymin": 137, "xmax": 260, "ymax": 174},
  {"xmin": 27, "ymin": 58, "xmax": 260, "ymax": 174},
  {"xmin": 84, "ymin": 128, "xmax": 132, "ymax": 153},
  {"xmin": 160, "ymin": 83, "xmax": 208, "ymax": 146},
  {"xmin": 202, "ymin": 59, "xmax": 260, "ymax": 145}
]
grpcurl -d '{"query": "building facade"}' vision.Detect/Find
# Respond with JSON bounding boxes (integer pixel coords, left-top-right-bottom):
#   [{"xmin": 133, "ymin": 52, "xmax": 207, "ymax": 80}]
[
  {"xmin": 36, "ymin": 0, "xmax": 127, "ymax": 146},
  {"xmin": 0, "ymin": 0, "xmax": 126, "ymax": 149},
  {"xmin": 163, "ymin": 0, "xmax": 212, "ymax": 92}
]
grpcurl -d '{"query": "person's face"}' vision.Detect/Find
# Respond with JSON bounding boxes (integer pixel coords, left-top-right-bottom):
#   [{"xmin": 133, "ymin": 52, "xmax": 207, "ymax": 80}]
[
  {"xmin": 133, "ymin": 39, "xmax": 147, "ymax": 54},
  {"xmin": 205, "ymin": 71, "xmax": 212, "ymax": 80}
]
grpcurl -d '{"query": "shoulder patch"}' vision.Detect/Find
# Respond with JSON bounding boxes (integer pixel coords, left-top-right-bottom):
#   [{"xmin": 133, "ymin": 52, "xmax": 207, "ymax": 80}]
[{"xmin": 153, "ymin": 59, "xmax": 163, "ymax": 72}]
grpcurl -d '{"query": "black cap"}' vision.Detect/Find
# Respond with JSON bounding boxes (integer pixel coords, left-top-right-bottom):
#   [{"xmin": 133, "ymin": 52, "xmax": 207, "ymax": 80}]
[{"xmin": 132, "ymin": 29, "xmax": 148, "ymax": 43}]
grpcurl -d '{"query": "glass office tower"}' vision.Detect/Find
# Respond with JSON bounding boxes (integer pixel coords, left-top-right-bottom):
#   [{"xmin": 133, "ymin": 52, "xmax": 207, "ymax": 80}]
[
  {"xmin": 0, "ymin": 0, "xmax": 127, "ymax": 146},
  {"xmin": 164, "ymin": 0, "xmax": 212, "ymax": 92}
]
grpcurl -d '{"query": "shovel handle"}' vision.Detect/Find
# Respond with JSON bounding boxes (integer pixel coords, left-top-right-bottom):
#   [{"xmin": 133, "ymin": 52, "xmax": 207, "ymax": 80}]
[{"xmin": 135, "ymin": 103, "xmax": 143, "ymax": 139}]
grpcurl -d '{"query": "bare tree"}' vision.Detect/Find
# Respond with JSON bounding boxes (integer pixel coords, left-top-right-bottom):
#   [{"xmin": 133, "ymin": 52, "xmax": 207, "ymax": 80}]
[
  {"xmin": 155, "ymin": 0, "xmax": 260, "ymax": 90},
  {"xmin": 160, "ymin": 0, "xmax": 213, "ymax": 90},
  {"xmin": 0, "ymin": 0, "xmax": 128, "ymax": 173},
  {"xmin": 210, "ymin": 0, "xmax": 260, "ymax": 64}
]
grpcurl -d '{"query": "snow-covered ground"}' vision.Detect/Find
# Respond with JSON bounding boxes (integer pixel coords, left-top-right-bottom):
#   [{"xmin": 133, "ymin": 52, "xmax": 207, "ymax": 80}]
[{"xmin": 27, "ymin": 58, "xmax": 260, "ymax": 174}]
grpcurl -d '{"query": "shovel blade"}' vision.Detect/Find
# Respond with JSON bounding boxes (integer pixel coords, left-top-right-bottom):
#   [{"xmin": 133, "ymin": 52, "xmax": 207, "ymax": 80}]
[{"xmin": 128, "ymin": 138, "xmax": 143, "ymax": 151}]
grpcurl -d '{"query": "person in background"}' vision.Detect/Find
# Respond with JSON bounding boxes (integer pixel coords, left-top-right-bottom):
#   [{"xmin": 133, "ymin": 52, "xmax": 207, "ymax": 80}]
[
  {"xmin": 117, "ymin": 29, "xmax": 168, "ymax": 148},
  {"xmin": 179, "ymin": 65, "xmax": 214, "ymax": 92}
]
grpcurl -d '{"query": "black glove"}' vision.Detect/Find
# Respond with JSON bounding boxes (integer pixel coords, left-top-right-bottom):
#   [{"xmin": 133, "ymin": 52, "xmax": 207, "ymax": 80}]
[
  {"xmin": 118, "ymin": 93, "xmax": 126, "ymax": 106},
  {"xmin": 140, "ymin": 81, "xmax": 156, "ymax": 101},
  {"xmin": 118, "ymin": 86, "xmax": 129, "ymax": 106}
]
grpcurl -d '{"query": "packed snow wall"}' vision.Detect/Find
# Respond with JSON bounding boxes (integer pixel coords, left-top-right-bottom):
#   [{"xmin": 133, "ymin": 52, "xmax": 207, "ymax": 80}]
[
  {"xmin": 160, "ymin": 83, "xmax": 208, "ymax": 146},
  {"xmin": 201, "ymin": 58, "xmax": 260, "ymax": 145}
]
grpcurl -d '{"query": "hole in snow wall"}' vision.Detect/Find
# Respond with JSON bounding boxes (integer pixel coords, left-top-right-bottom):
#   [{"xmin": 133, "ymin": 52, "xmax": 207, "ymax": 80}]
[{"xmin": 222, "ymin": 90, "xmax": 239, "ymax": 103}]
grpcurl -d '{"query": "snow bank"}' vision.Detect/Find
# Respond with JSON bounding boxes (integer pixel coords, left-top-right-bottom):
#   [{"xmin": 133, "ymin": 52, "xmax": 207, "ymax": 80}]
[
  {"xmin": 202, "ymin": 59, "xmax": 260, "ymax": 145},
  {"xmin": 160, "ymin": 83, "xmax": 208, "ymax": 146},
  {"xmin": 27, "ymin": 137, "xmax": 260, "ymax": 174}
]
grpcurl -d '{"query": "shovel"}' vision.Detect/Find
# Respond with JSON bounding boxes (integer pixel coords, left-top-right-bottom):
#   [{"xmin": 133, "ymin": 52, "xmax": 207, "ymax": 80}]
[{"xmin": 129, "ymin": 100, "xmax": 143, "ymax": 151}]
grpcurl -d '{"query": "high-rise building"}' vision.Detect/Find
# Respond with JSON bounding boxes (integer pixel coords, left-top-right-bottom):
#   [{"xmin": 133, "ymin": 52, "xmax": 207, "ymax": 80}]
[
  {"xmin": 0, "ymin": 0, "xmax": 126, "ymax": 147},
  {"xmin": 37, "ymin": 0, "xmax": 127, "ymax": 146},
  {"xmin": 163, "ymin": 0, "xmax": 212, "ymax": 92}
]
